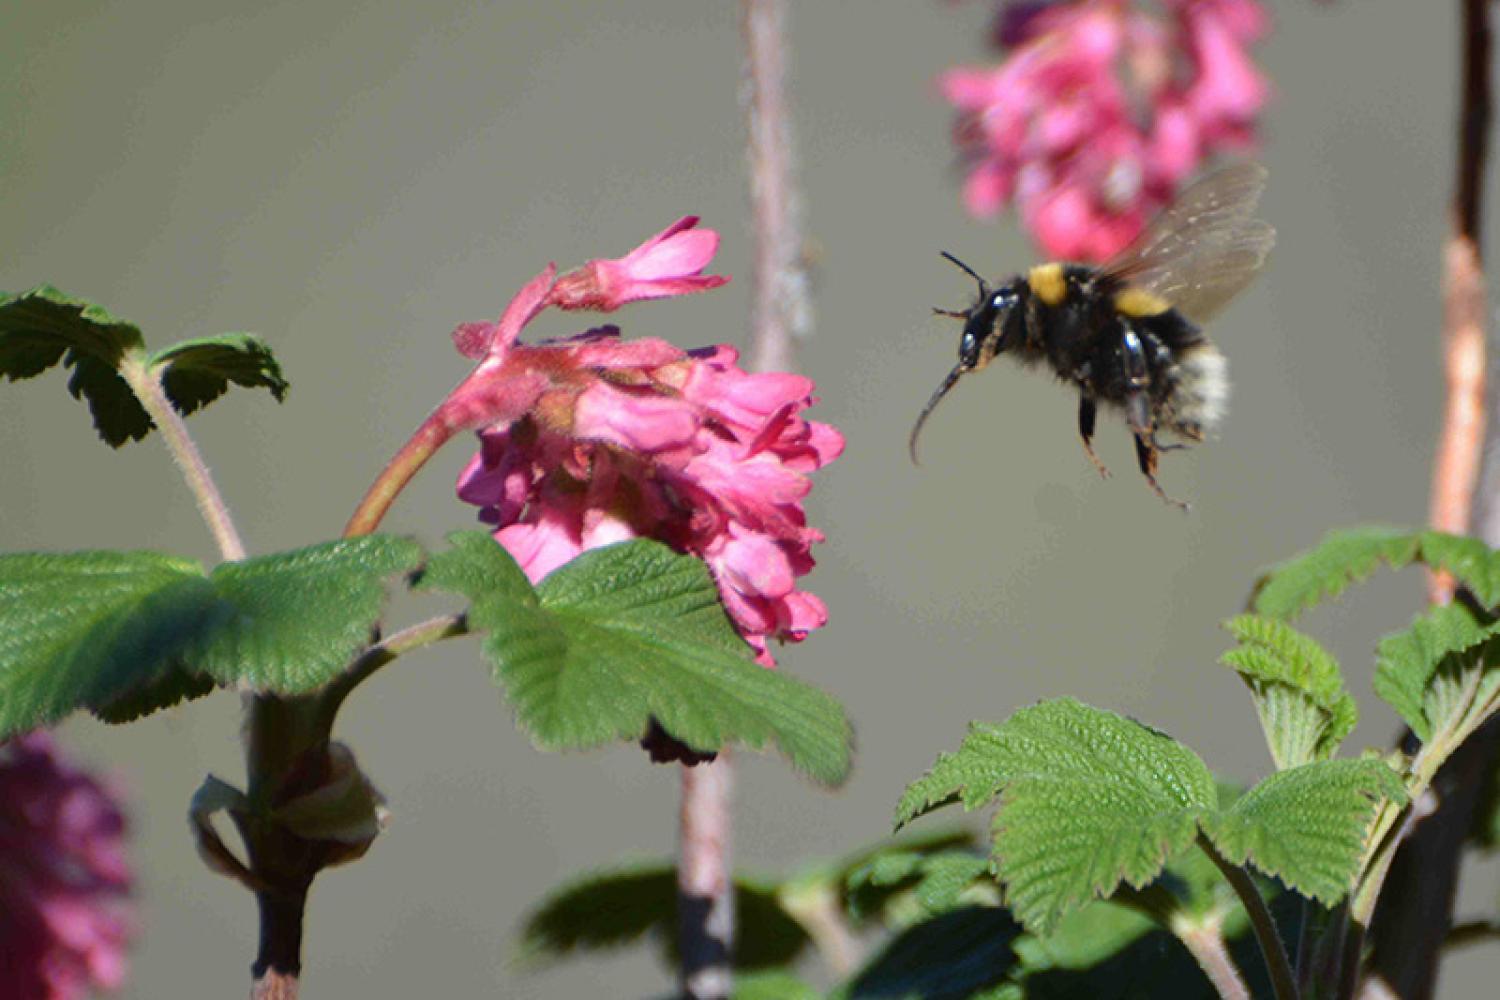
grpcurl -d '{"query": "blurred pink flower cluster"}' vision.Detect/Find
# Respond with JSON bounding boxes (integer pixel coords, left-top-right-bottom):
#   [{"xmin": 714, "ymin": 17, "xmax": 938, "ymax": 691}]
[
  {"xmin": 943, "ymin": 0, "xmax": 1269, "ymax": 261},
  {"xmin": 0, "ymin": 732, "xmax": 133, "ymax": 1000},
  {"xmin": 450, "ymin": 218, "xmax": 842, "ymax": 666}
]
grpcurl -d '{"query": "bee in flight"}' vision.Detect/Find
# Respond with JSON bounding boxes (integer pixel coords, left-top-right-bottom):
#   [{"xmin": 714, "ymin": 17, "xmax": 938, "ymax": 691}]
[{"xmin": 909, "ymin": 162, "xmax": 1274, "ymax": 509}]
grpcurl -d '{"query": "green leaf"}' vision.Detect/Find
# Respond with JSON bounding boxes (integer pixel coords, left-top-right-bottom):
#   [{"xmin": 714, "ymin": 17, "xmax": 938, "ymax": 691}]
[
  {"xmin": 1202, "ymin": 759, "xmax": 1404, "ymax": 905},
  {"xmin": 733, "ymin": 973, "xmax": 822, "ymax": 1000},
  {"xmin": 516, "ymin": 863, "xmax": 809, "ymax": 971},
  {"xmin": 418, "ymin": 532, "xmax": 852, "ymax": 785},
  {"xmin": 1220, "ymin": 615, "xmax": 1357, "ymax": 768},
  {"xmin": 0, "ymin": 550, "xmax": 220, "ymax": 736},
  {"xmin": 1418, "ymin": 532, "xmax": 1500, "ymax": 607},
  {"xmin": 834, "ymin": 906, "xmax": 1023, "ymax": 1000},
  {"xmin": 190, "ymin": 536, "xmax": 424, "ymax": 693},
  {"xmin": 0, "ymin": 285, "xmax": 152, "ymax": 446},
  {"xmin": 1373, "ymin": 602, "xmax": 1500, "ymax": 741},
  {"xmin": 1251, "ymin": 526, "xmax": 1420, "ymax": 620},
  {"xmin": 0, "ymin": 537, "xmax": 421, "ymax": 736},
  {"xmin": 845, "ymin": 848, "xmax": 992, "ymax": 924},
  {"xmin": 897, "ymin": 700, "xmax": 1219, "ymax": 936},
  {"xmin": 150, "ymin": 333, "xmax": 288, "ymax": 415}
]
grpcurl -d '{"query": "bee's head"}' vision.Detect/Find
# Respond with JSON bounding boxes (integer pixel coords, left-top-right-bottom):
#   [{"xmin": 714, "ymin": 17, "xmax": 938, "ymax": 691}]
[{"xmin": 910, "ymin": 253, "xmax": 1023, "ymax": 463}]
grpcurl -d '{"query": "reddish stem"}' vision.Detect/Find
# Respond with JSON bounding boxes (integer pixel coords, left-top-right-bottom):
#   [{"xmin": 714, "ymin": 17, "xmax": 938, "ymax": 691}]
[{"xmin": 678, "ymin": 759, "xmax": 735, "ymax": 999}]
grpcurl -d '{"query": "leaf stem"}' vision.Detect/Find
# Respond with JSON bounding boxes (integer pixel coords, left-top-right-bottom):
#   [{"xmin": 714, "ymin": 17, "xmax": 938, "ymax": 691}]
[
  {"xmin": 1198, "ymin": 833, "xmax": 1297, "ymax": 1000},
  {"xmin": 119, "ymin": 354, "xmax": 246, "ymax": 561},
  {"xmin": 317, "ymin": 613, "xmax": 468, "ymax": 726},
  {"xmin": 1175, "ymin": 918, "xmax": 1252, "ymax": 1000}
]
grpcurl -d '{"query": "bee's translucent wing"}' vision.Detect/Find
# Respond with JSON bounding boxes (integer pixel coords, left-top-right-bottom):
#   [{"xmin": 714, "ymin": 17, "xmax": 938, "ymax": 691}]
[{"xmin": 1099, "ymin": 162, "xmax": 1275, "ymax": 325}]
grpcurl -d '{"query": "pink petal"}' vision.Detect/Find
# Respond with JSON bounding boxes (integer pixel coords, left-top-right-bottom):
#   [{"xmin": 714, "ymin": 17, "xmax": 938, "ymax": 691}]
[{"xmin": 574, "ymin": 382, "xmax": 700, "ymax": 452}]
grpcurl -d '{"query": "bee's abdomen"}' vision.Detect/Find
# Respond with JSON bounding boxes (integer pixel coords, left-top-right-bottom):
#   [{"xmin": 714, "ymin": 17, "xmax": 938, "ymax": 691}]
[{"xmin": 1165, "ymin": 342, "xmax": 1230, "ymax": 439}]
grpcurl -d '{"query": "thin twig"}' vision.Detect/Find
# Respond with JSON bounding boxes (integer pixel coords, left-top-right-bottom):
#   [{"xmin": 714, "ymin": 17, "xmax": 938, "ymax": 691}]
[
  {"xmin": 1198, "ymin": 834, "xmax": 1297, "ymax": 1000},
  {"xmin": 678, "ymin": 757, "xmax": 734, "ymax": 1000},
  {"xmin": 742, "ymin": 0, "xmax": 811, "ymax": 375},
  {"xmin": 119, "ymin": 355, "xmax": 246, "ymax": 562}
]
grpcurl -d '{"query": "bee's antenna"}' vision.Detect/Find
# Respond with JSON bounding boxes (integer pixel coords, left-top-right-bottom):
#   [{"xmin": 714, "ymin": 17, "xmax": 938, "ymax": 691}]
[
  {"xmin": 939, "ymin": 251, "xmax": 988, "ymax": 292},
  {"xmin": 931, "ymin": 306, "xmax": 968, "ymax": 319}
]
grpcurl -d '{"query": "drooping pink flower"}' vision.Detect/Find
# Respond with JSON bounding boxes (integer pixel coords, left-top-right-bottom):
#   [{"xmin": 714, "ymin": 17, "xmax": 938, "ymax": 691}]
[
  {"xmin": 546, "ymin": 216, "xmax": 730, "ymax": 312},
  {"xmin": 449, "ymin": 221, "xmax": 840, "ymax": 668},
  {"xmin": 942, "ymin": 0, "xmax": 1269, "ymax": 261},
  {"xmin": 0, "ymin": 732, "xmax": 134, "ymax": 1000}
]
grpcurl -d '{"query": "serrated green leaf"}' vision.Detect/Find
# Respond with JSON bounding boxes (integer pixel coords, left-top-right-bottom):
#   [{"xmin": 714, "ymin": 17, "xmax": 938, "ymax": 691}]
[
  {"xmin": 1251, "ymin": 527, "xmax": 1420, "ymax": 619},
  {"xmin": 1373, "ymin": 602, "xmax": 1500, "ymax": 741},
  {"xmin": 835, "ymin": 906, "xmax": 1023, "ymax": 1000},
  {"xmin": 418, "ymin": 532, "xmax": 852, "ymax": 785},
  {"xmin": 0, "ymin": 550, "xmax": 220, "ymax": 736},
  {"xmin": 0, "ymin": 285, "xmax": 154, "ymax": 446},
  {"xmin": 1221, "ymin": 615, "xmax": 1356, "ymax": 768},
  {"xmin": 0, "ymin": 537, "xmax": 420, "ymax": 735},
  {"xmin": 895, "ymin": 724, "xmax": 1010, "ymax": 827},
  {"xmin": 191, "ymin": 536, "xmax": 424, "ymax": 693},
  {"xmin": 1202, "ymin": 759, "xmax": 1404, "ymax": 905},
  {"xmin": 846, "ymin": 848, "xmax": 993, "ymax": 924},
  {"xmin": 150, "ymin": 333, "xmax": 288, "ymax": 415},
  {"xmin": 516, "ymin": 863, "xmax": 809, "ymax": 971},
  {"xmin": 1418, "ymin": 532, "xmax": 1500, "ymax": 607},
  {"xmin": 897, "ymin": 700, "xmax": 1218, "ymax": 936}
]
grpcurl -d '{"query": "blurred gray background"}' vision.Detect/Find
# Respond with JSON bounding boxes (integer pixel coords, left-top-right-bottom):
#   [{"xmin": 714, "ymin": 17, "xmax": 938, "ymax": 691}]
[{"xmin": 2, "ymin": 1, "xmax": 1495, "ymax": 997}]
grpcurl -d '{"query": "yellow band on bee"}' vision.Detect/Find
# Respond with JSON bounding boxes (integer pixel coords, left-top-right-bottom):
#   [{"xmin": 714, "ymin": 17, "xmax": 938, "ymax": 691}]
[
  {"xmin": 1027, "ymin": 263, "xmax": 1067, "ymax": 306},
  {"xmin": 1114, "ymin": 287, "xmax": 1172, "ymax": 317}
]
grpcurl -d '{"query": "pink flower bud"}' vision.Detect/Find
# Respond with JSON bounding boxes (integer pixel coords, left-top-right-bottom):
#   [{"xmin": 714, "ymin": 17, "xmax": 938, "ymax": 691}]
[{"xmin": 547, "ymin": 216, "xmax": 730, "ymax": 312}]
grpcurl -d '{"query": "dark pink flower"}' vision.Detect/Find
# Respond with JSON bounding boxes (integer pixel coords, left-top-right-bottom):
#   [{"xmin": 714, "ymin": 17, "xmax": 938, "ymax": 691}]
[
  {"xmin": 546, "ymin": 216, "xmax": 730, "ymax": 312},
  {"xmin": 943, "ymin": 0, "xmax": 1269, "ymax": 261},
  {"xmin": 450, "ymin": 223, "xmax": 840, "ymax": 667},
  {"xmin": 0, "ymin": 732, "xmax": 133, "ymax": 1000}
]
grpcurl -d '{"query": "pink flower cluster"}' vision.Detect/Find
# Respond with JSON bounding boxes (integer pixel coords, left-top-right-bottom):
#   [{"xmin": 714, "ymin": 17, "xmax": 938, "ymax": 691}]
[
  {"xmin": 0, "ymin": 732, "xmax": 133, "ymax": 1000},
  {"xmin": 943, "ymin": 0, "xmax": 1269, "ymax": 261},
  {"xmin": 450, "ymin": 218, "xmax": 842, "ymax": 666}
]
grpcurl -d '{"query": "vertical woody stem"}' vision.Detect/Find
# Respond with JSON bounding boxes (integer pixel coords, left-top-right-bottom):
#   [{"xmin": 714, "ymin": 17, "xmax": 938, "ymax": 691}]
[{"xmin": 674, "ymin": 3, "xmax": 812, "ymax": 997}]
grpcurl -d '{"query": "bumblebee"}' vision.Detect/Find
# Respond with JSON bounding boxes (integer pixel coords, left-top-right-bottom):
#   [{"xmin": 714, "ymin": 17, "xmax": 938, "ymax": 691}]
[{"xmin": 910, "ymin": 162, "xmax": 1274, "ymax": 509}]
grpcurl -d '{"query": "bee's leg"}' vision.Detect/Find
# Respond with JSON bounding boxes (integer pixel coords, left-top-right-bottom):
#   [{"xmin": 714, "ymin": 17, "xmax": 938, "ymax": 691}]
[
  {"xmin": 1122, "ymin": 328, "xmax": 1189, "ymax": 510},
  {"xmin": 1078, "ymin": 395, "xmax": 1110, "ymax": 478}
]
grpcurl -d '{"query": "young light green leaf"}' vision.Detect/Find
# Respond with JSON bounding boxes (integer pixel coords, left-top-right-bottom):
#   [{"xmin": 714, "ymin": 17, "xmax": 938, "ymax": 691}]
[
  {"xmin": 150, "ymin": 334, "xmax": 288, "ymax": 415},
  {"xmin": 1251, "ymin": 527, "xmax": 1420, "ymax": 620},
  {"xmin": 189, "ymin": 535, "xmax": 424, "ymax": 693},
  {"xmin": 1220, "ymin": 615, "xmax": 1356, "ymax": 768},
  {"xmin": 846, "ymin": 848, "xmax": 993, "ymax": 922},
  {"xmin": 897, "ymin": 700, "xmax": 1219, "ymax": 936},
  {"xmin": 0, "ymin": 550, "xmax": 220, "ymax": 737},
  {"xmin": 0, "ymin": 286, "xmax": 154, "ymax": 446},
  {"xmin": 1202, "ymin": 759, "xmax": 1404, "ymax": 905},
  {"xmin": 1373, "ymin": 602, "xmax": 1500, "ymax": 741},
  {"xmin": 1418, "ymin": 532, "xmax": 1500, "ymax": 607},
  {"xmin": 418, "ymin": 532, "xmax": 852, "ymax": 785}
]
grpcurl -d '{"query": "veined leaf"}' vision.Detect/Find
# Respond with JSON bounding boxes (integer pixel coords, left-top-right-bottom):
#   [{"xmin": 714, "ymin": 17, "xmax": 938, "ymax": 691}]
[
  {"xmin": 1220, "ymin": 615, "xmax": 1356, "ymax": 768},
  {"xmin": 1251, "ymin": 527, "xmax": 1419, "ymax": 620},
  {"xmin": 0, "ymin": 286, "xmax": 151, "ymax": 445},
  {"xmin": 417, "ymin": 532, "xmax": 852, "ymax": 785},
  {"xmin": 896, "ymin": 700, "xmax": 1219, "ymax": 936},
  {"xmin": 190, "ymin": 535, "xmax": 423, "ymax": 693},
  {"xmin": 845, "ymin": 847, "xmax": 993, "ymax": 924},
  {"xmin": 151, "ymin": 334, "xmax": 288, "ymax": 416},
  {"xmin": 1418, "ymin": 532, "xmax": 1500, "ymax": 607},
  {"xmin": 0, "ymin": 536, "xmax": 421, "ymax": 735},
  {"xmin": 834, "ymin": 905, "xmax": 1023, "ymax": 1000},
  {"xmin": 732, "ymin": 973, "xmax": 822, "ymax": 1000},
  {"xmin": 1373, "ymin": 602, "xmax": 1500, "ymax": 741},
  {"xmin": 0, "ymin": 550, "xmax": 219, "ymax": 735},
  {"xmin": 0, "ymin": 286, "xmax": 287, "ymax": 446},
  {"xmin": 1202, "ymin": 759, "xmax": 1404, "ymax": 905}
]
